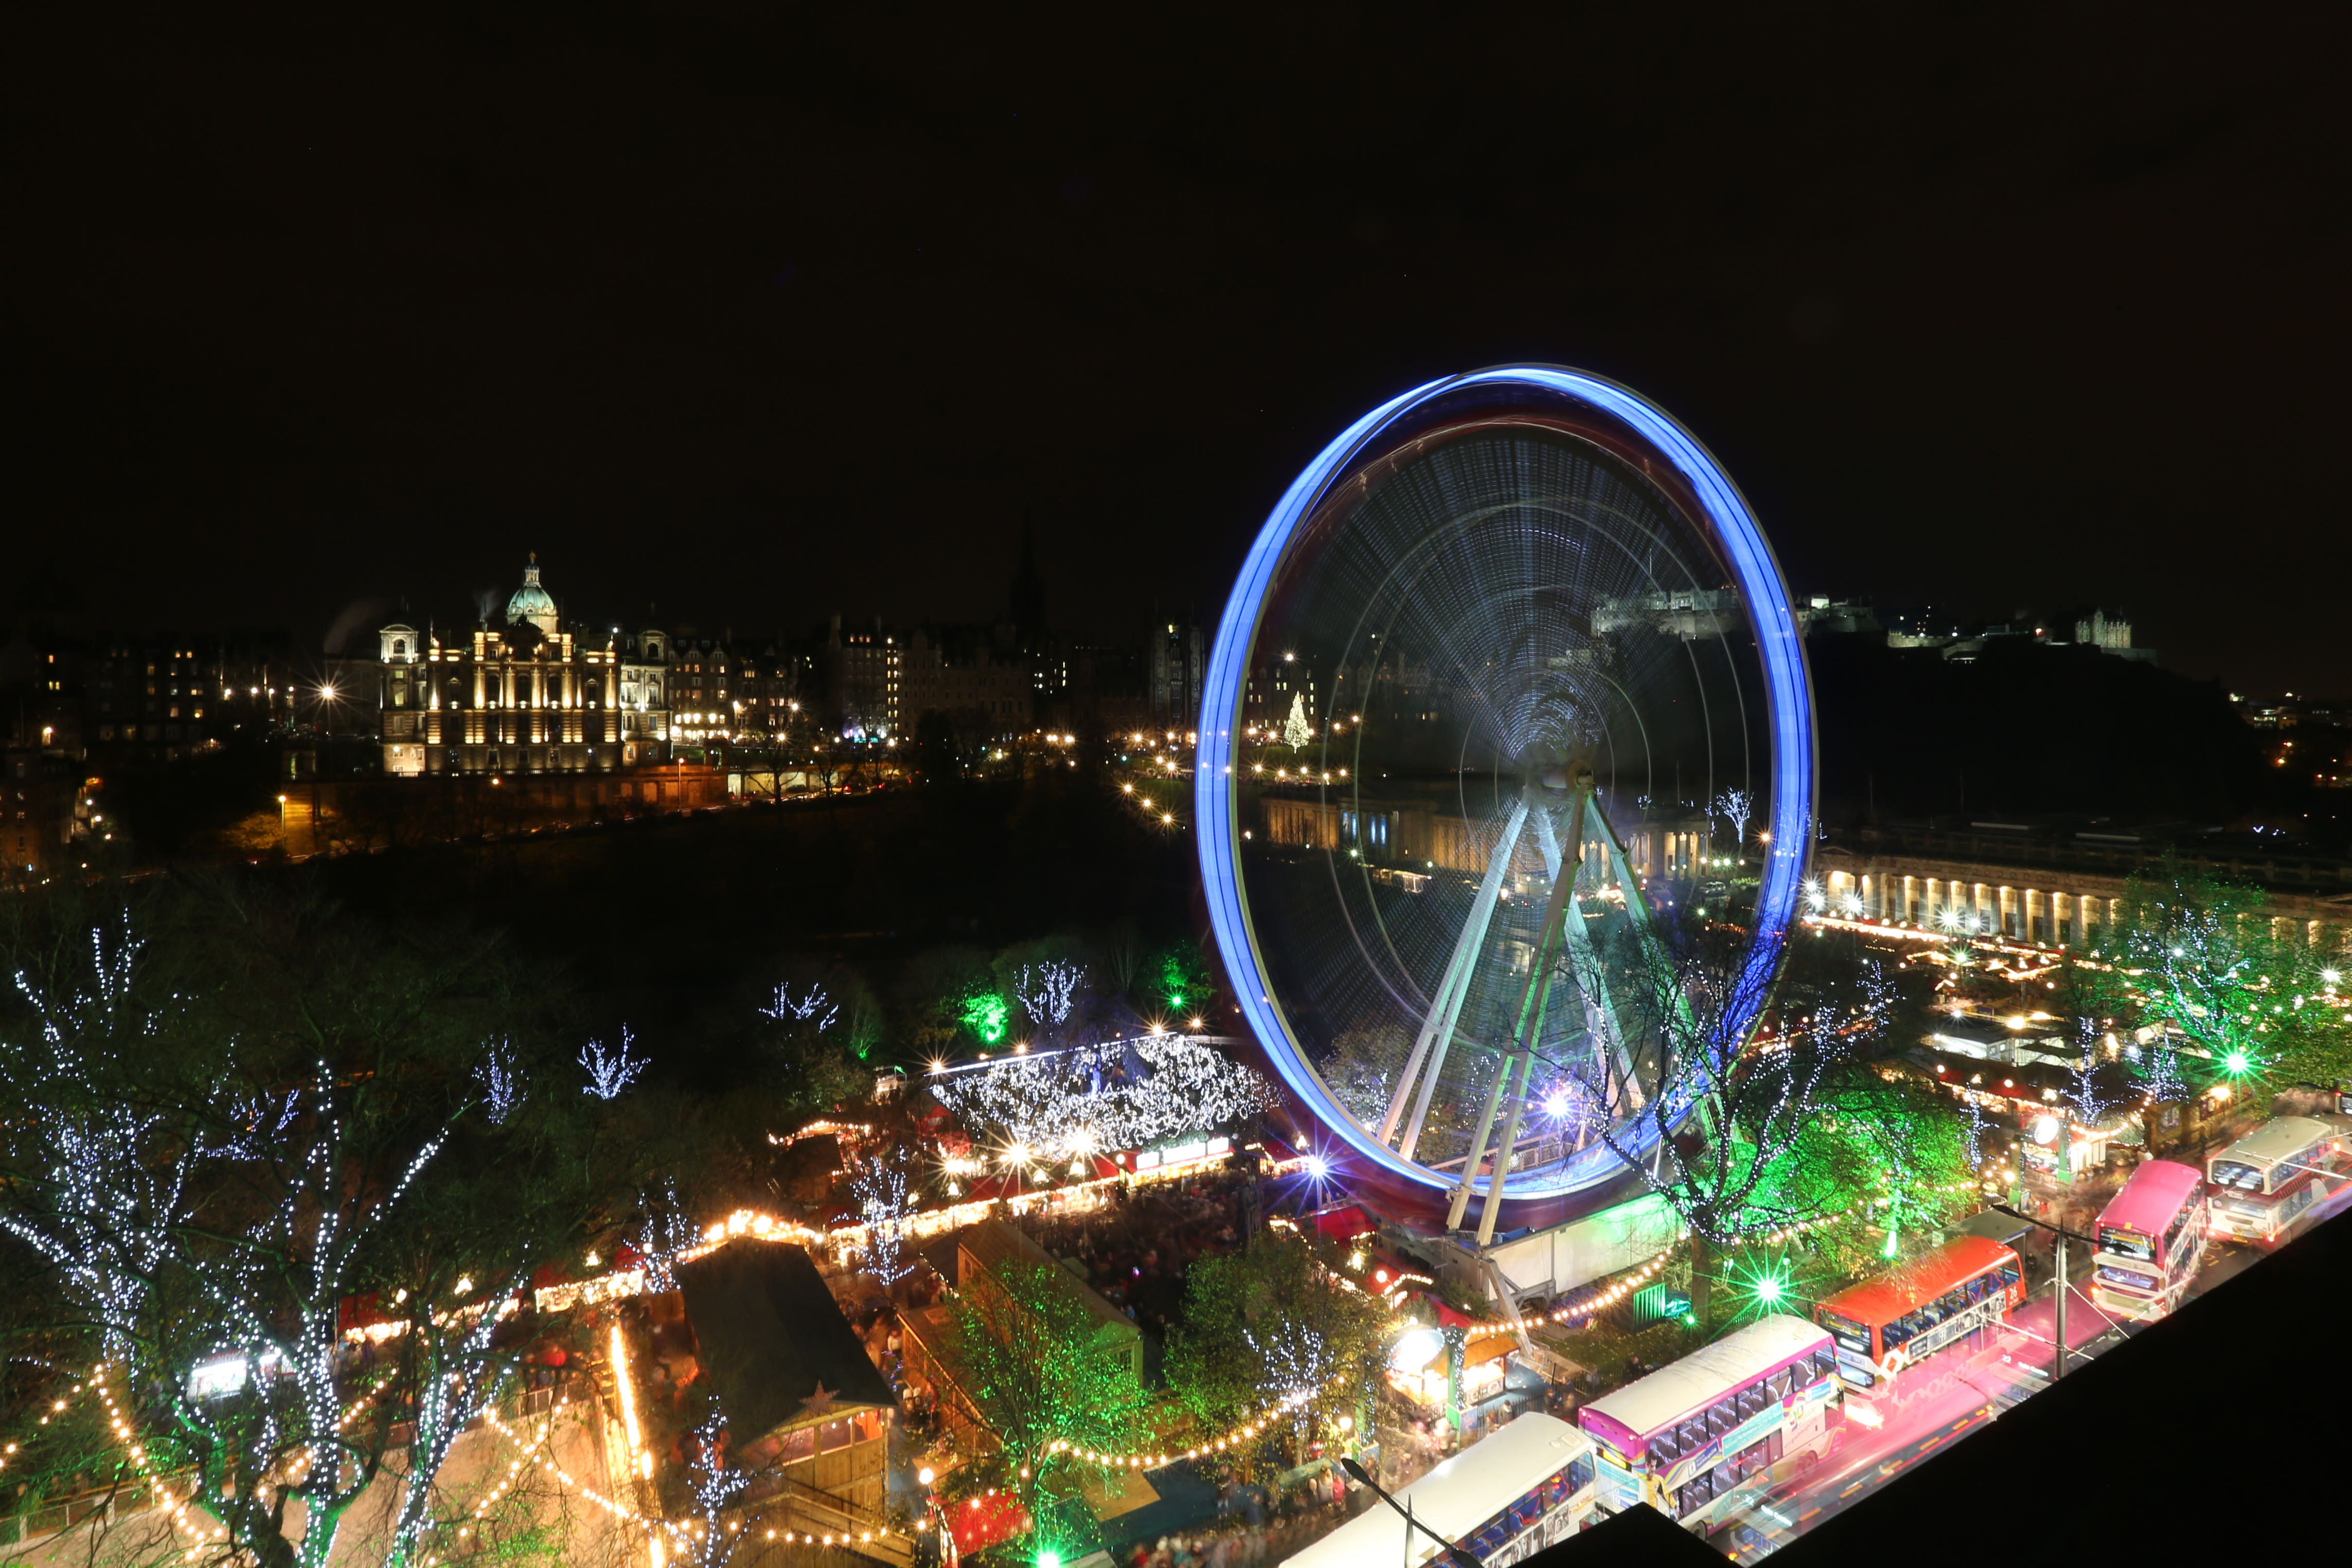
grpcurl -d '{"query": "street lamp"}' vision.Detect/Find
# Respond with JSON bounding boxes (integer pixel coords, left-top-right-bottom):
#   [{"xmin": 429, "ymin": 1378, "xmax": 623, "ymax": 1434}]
[
  {"xmin": 1988, "ymin": 1202, "xmax": 2101, "ymax": 1380},
  {"xmin": 1337, "ymin": 1458, "xmax": 1479, "ymax": 1568}
]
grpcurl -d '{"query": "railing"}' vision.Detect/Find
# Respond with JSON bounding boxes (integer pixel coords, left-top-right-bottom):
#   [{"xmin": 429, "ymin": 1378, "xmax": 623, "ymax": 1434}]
[{"xmin": 729, "ymin": 1471, "xmax": 913, "ymax": 1567}]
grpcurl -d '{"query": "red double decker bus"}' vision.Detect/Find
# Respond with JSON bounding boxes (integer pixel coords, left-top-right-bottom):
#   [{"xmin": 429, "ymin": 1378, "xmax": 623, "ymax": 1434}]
[{"xmin": 1812, "ymin": 1235, "xmax": 2026, "ymax": 1398}]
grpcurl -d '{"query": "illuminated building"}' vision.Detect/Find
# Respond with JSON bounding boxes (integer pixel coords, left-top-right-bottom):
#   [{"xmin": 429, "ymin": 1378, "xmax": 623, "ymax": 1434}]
[{"xmin": 348, "ymin": 555, "xmax": 672, "ymax": 776}]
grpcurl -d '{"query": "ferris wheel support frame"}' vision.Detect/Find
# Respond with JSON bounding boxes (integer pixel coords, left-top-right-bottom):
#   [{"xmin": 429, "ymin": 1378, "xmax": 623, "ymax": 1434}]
[{"xmin": 1196, "ymin": 365, "xmax": 1818, "ymax": 1215}]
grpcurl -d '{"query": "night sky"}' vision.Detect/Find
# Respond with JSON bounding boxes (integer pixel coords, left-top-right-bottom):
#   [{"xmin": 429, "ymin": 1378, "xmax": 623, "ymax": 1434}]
[{"xmin": 8, "ymin": 5, "xmax": 2349, "ymax": 692}]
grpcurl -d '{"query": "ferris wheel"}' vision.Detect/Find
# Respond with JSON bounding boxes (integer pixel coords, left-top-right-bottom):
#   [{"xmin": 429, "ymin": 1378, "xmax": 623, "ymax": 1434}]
[{"xmin": 1196, "ymin": 366, "xmax": 1816, "ymax": 1240}]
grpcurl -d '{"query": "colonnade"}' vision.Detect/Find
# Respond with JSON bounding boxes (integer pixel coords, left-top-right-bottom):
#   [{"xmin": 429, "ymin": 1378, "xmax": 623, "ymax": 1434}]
[{"xmin": 1822, "ymin": 866, "xmax": 2342, "ymax": 951}]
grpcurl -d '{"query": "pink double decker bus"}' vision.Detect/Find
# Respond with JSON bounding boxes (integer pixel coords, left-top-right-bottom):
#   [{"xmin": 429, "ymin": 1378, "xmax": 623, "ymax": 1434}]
[
  {"xmin": 2090, "ymin": 1159, "xmax": 2207, "ymax": 1321},
  {"xmin": 1577, "ymin": 1314, "xmax": 1841, "ymax": 1536}
]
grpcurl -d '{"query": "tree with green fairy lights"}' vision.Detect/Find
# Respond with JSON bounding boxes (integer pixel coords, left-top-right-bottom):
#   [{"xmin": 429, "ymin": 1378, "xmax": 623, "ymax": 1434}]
[
  {"xmin": 2076, "ymin": 858, "xmax": 2352, "ymax": 1103},
  {"xmin": 946, "ymin": 1257, "xmax": 1150, "ymax": 1559}
]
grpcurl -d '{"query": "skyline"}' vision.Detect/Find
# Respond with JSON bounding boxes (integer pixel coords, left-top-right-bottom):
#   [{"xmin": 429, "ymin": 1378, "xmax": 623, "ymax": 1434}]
[{"xmin": 8, "ymin": 7, "xmax": 2349, "ymax": 696}]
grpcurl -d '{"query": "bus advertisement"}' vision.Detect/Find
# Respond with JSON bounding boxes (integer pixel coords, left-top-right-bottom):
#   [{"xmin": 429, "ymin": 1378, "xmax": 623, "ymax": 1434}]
[
  {"xmin": 1811, "ymin": 1235, "xmax": 2026, "ymax": 1397},
  {"xmin": 1279, "ymin": 1413, "xmax": 1596, "ymax": 1568},
  {"xmin": 2206, "ymin": 1116, "xmax": 2346, "ymax": 1244},
  {"xmin": 1577, "ymin": 1314, "xmax": 1841, "ymax": 1536},
  {"xmin": 2091, "ymin": 1158, "xmax": 2207, "ymax": 1321}
]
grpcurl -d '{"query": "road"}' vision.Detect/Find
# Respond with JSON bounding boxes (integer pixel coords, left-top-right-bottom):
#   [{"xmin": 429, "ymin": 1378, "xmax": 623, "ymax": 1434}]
[{"xmin": 1719, "ymin": 1216, "xmax": 2302, "ymax": 1560}]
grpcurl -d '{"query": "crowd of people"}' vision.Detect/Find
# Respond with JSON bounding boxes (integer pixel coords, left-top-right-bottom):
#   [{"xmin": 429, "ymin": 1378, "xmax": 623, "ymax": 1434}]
[
  {"xmin": 1021, "ymin": 1166, "xmax": 1259, "ymax": 1334},
  {"xmin": 1120, "ymin": 1472, "xmax": 1379, "ymax": 1568}
]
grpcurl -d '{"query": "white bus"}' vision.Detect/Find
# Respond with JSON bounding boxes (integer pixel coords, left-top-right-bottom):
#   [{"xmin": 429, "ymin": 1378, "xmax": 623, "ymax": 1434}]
[
  {"xmin": 2206, "ymin": 1116, "xmax": 2346, "ymax": 1244},
  {"xmin": 1280, "ymin": 1413, "xmax": 1597, "ymax": 1568}
]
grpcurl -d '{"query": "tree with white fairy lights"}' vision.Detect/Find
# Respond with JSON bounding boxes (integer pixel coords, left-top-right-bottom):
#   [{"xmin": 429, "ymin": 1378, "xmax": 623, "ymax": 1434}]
[
  {"xmin": 0, "ymin": 882, "xmax": 663, "ymax": 1568},
  {"xmin": 1544, "ymin": 907, "xmax": 1937, "ymax": 1321},
  {"xmin": 1712, "ymin": 787, "xmax": 1755, "ymax": 857},
  {"xmin": 2083, "ymin": 860, "xmax": 2352, "ymax": 1101},
  {"xmin": 923, "ymin": 1034, "xmax": 1275, "ymax": 1161}
]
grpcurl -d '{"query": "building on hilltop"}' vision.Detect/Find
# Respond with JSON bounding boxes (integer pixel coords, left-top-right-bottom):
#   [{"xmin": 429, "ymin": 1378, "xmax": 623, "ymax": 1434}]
[
  {"xmin": 1149, "ymin": 619, "xmax": 1203, "ymax": 729},
  {"xmin": 2074, "ymin": 608, "xmax": 2155, "ymax": 664}
]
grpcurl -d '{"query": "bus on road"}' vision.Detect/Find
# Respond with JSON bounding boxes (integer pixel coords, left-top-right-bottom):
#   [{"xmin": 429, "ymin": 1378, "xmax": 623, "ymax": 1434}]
[
  {"xmin": 2206, "ymin": 1116, "xmax": 2345, "ymax": 1244},
  {"xmin": 1577, "ymin": 1314, "xmax": 1841, "ymax": 1537},
  {"xmin": 1811, "ymin": 1235, "xmax": 2026, "ymax": 1399},
  {"xmin": 2091, "ymin": 1158, "xmax": 2207, "ymax": 1321},
  {"xmin": 1280, "ymin": 1413, "xmax": 1595, "ymax": 1567}
]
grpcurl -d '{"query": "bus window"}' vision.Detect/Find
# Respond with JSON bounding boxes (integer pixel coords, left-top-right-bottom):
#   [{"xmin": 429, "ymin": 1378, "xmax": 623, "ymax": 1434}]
[
  {"xmin": 1764, "ymin": 1429, "xmax": 1784, "ymax": 1466},
  {"xmin": 2211, "ymin": 1160, "xmax": 2264, "ymax": 1191},
  {"xmin": 1997, "ymin": 1263, "xmax": 2021, "ymax": 1293},
  {"xmin": 1709, "ymin": 1398, "xmax": 1736, "ymax": 1436},
  {"xmin": 1650, "ymin": 1430, "xmax": 1679, "ymax": 1466},
  {"xmin": 1768, "ymin": 1366, "xmax": 1794, "ymax": 1402},
  {"xmin": 2099, "ymin": 1227, "xmax": 2154, "ymax": 1261},
  {"xmin": 1813, "ymin": 1349, "xmax": 1838, "ymax": 1382},
  {"xmin": 1736, "ymin": 1385, "xmax": 1764, "ymax": 1420},
  {"xmin": 1567, "ymin": 1454, "xmax": 1595, "ymax": 1493}
]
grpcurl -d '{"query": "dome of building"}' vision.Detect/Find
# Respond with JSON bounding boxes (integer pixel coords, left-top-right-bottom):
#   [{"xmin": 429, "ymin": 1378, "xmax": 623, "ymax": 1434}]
[{"xmin": 506, "ymin": 553, "xmax": 560, "ymax": 635}]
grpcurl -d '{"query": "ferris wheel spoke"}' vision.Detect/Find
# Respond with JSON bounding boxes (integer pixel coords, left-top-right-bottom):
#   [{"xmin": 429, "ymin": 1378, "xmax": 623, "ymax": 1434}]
[
  {"xmin": 1448, "ymin": 782, "xmax": 1585, "ymax": 1234},
  {"xmin": 1540, "ymin": 801, "xmax": 1644, "ymax": 1117},
  {"xmin": 1385, "ymin": 796, "xmax": 1529, "ymax": 1157}
]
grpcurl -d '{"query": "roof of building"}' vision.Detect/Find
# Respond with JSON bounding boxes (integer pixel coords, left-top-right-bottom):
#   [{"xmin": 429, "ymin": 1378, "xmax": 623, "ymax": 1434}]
[
  {"xmin": 959, "ymin": 1218, "xmax": 1140, "ymax": 1347},
  {"xmin": 506, "ymin": 555, "xmax": 557, "ymax": 626},
  {"xmin": 675, "ymin": 1240, "xmax": 895, "ymax": 1439}
]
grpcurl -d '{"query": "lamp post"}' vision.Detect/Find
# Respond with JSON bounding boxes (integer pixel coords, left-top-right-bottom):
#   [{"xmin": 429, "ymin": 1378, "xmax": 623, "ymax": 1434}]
[
  {"xmin": 1989, "ymin": 1203, "xmax": 2097, "ymax": 1380},
  {"xmin": 1337, "ymin": 1458, "xmax": 1479, "ymax": 1568}
]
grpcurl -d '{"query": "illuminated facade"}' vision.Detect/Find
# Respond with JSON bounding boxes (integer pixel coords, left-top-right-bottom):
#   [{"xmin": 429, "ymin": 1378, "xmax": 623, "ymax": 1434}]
[{"xmin": 360, "ymin": 556, "xmax": 672, "ymax": 776}]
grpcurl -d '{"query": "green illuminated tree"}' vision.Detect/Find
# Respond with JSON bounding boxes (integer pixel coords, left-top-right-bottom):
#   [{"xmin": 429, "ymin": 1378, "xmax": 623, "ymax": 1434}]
[
  {"xmin": 946, "ymin": 1257, "xmax": 1150, "ymax": 1555},
  {"xmin": 1575, "ymin": 914, "xmax": 1906, "ymax": 1252},
  {"xmin": 1741, "ymin": 1065, "xmax": 1979, "ymax": 1279},
  {"xmin": 2075, "ymin": 858, "xmax": 2352, "ymax": 1099},
  {"xmin": 1165, "ymin": 1230, "xmax": 1389, "ymax": 1464}
]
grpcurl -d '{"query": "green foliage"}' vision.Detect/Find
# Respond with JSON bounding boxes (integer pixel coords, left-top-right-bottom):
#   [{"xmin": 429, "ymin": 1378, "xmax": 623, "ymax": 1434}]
[
  {"xmin": 947, "ymin": 1257, "xmax": 1150, "ymax": 1550},
  {"xmin": 890, "ymin": 944, "xmax": 992, "ymax": 1057},
  {"xmin": 962, "ymin": 987, "xmax": 1011, "ymax": 1044},
  {"xmin": 1742, "ymin": 1065, "xmax": 1979, "ymax": 1278},
  {"xmin": 1154, "ymin": 941, "xmax": 1211, "ymax": 1016},
  {"xmin": 1163, "ymin": 1230, "xmax": 1389, "ymax": 1465},
  {"xmin": 2075, "ymin": 858, "xmax": 2352, "ymax": 1098}
]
